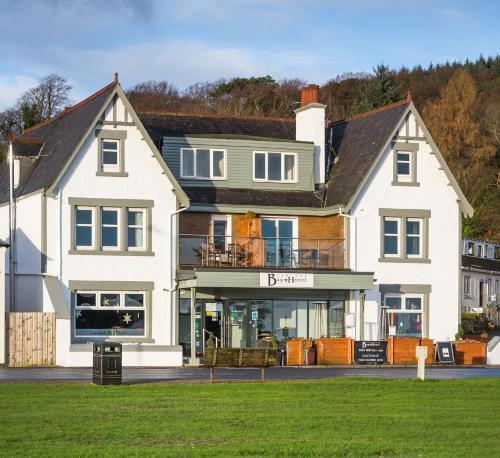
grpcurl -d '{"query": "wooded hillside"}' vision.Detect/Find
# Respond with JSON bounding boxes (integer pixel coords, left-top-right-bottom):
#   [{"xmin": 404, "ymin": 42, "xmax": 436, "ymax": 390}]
[
  {"xmin": 126, "ymin": 56, "xmax": 499, "ymax": 241},
  {"xmin": 1, "ymin": 56, "xmax": 498, "ymax": 240}
]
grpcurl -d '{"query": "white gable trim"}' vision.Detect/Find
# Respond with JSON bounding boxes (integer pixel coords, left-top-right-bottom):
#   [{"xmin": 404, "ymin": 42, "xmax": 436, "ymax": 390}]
[
  {"xmin": 344, "ymin": 102, "xmax": 473, "ymax": 217},
  {"xmin": 46, "ymin": 84, "xmax": 189, "ymax": 208}
]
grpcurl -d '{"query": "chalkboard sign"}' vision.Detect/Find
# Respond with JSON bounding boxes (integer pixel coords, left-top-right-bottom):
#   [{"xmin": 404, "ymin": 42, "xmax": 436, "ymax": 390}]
[
  {"xmin": 435, "ymin": 342, "xmax": 455, "ymax": 363},
  {"xmin": 354, "ymin": 341, "xmax": 388, "ymax": 365}
]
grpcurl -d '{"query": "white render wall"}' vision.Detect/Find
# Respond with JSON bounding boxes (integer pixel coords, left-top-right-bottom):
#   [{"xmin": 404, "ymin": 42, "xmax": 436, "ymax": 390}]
[
  {"xmin": 0, "ymin": 246, "xmax": 6, "ymax": 364},
  {"xmin": 349, "ymin": 110, "xmax": 462, "ymax": 341}
]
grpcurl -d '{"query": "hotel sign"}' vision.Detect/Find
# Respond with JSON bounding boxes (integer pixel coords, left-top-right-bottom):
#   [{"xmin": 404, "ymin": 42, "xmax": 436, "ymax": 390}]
[{"xmin": 259, "ymin": 272, "xmax": 314, "ymax": 288}]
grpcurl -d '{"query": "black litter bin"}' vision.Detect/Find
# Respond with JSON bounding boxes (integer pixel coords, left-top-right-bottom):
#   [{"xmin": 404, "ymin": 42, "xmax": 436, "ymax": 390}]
[{"xmin": 93, "ymin": 342, "xmax": 122, "ymax": 385}]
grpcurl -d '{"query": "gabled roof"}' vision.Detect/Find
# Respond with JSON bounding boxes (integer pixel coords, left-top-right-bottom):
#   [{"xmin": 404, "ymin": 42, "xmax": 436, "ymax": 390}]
[
  {"xmin": 0, "ymin": 81, "xmax": 189, "ymax": 207},
  {"xmin": 325, "ymin": 100, "xmax": 410, "ymax": 208},
  {"xmin": 0, "ymin": 81, "xmax": 116, "ymax": 204},
  {"xmin": 138, "ymin": 112, "xmax": 295, "ymax": 145},
  {"xmin": 462, "ymin": 255, "xmax": 500, "ymax": 273},
  {"xmin": 324, "ymin": 99, "xmax": 473, "ymax": 217}
]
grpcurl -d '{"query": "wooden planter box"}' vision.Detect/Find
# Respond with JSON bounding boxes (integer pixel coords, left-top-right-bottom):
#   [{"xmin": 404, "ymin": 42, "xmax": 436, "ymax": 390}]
[
  {"xmin": 388, "ymin": 337, "xmax": 435, "ymax": 364},
  {"xmin": 315, "ymin": 338, "xmax": 353, "ymax": 365},
  {"xmin": 286, "ymin": 339, "xmax": 313, "ymax": 366},
  {"xmin": 453, "ymin": 341, "xmax": 487, "ymax": 365}
]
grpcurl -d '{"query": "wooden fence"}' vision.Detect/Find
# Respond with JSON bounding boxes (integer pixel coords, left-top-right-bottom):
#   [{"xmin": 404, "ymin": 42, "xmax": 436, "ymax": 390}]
[{"xmin": 7, "ymin": 313, "xmax": 56, "ymax": 367}]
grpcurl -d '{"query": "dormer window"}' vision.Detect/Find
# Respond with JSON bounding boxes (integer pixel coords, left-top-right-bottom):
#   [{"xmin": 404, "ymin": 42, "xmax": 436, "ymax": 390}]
[
  {"xmin": 180, "ymin": 148, "xmax": 226, "ymax": 180},
  {"xmin": 392, "ymin": 142, "xmax": 418, "ymax": 186},
  {"xmin": 253, "ymin": 151, "xmax": 297, "ymax": 183}
]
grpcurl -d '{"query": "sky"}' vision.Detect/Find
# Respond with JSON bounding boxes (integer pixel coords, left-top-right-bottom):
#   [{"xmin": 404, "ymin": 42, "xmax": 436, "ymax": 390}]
[{"xmin": 0, "ymin": 0, "xmax": 499, "ymax": 109}]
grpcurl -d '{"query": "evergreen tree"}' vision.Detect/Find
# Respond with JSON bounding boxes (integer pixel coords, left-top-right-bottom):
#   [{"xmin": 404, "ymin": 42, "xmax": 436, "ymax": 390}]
[{"xmin": 355, "ymin": 64, "xmax": 401, "ymax": 112}]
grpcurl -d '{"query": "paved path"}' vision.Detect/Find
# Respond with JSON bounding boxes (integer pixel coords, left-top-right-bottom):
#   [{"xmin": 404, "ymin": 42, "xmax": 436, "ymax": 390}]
[{"xmin": 1, "ymin": 366, "xmax": 499, "ymax": 383}]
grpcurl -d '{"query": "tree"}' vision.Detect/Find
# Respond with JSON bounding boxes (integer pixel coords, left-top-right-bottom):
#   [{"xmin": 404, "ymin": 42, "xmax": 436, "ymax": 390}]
[
  {"xmin": 422, "ymin": 70, "xmax": 497, "ymax": 239},
  {"xmin": 355, "ymin": 64, "xmax": 401, "ymax": 112},
  {"xmin": 17, "ymin": 74, "xmax": 72, "ymax": 129}
]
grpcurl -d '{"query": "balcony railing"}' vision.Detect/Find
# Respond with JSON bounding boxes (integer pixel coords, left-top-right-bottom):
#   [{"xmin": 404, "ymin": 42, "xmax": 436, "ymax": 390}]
[{"xmin": 179, "ymin": 234, "xmax": 346, "ymax": 270}]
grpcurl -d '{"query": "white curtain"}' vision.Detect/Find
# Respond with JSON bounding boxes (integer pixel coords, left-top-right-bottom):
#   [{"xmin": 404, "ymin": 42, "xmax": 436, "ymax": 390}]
[{"xmin": 313, "ymin": 302, "xmax": 328, "ymax": 338}]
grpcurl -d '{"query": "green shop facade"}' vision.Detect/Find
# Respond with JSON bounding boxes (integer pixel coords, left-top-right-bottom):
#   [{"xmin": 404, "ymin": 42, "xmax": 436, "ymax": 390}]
[{"xmin": 177, "ymin": 269, "xmax": 373, "ymax": 364}]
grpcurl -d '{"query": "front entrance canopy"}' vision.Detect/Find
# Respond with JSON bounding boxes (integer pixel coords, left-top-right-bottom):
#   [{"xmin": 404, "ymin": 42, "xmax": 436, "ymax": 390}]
[{"xmin": 178, "ymin": 268, "xmax": 374, "ymax": 291}]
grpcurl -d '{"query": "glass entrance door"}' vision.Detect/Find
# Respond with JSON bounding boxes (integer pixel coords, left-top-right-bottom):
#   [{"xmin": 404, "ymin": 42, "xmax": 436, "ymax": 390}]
[
  {"xmin": 227, "ymin": 301, "xmax": 248, "ymax": 348},
  {"xmin": 262, "ymin": 218, "xmax": 295, "ymax": 267}
]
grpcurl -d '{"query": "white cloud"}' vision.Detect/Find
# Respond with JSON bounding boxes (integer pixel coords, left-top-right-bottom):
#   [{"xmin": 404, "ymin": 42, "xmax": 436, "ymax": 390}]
[{"xmin": 0, "ymin": 75, "xmax": 39, "ymax": 110}]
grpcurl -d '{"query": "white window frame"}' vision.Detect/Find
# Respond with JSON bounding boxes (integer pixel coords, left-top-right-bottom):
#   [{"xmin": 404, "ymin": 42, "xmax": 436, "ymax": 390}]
[
  {"xmin": 101, "ymin": 138, "xmax": 120, "ymax": 172},
  {"xmin": 100, "ymin": 207, "xmax": 120, "ymax": 251},
  {"xmin": 464, "ymin": 276, "xmax": 471, "ymax": 297},
  {"xmin": 75, "ymin": 206, "xmax": 95, "ymax": 250},
  {"xmin": 211, "ymin": 214, "xmax": 232, "ymax": 251},
  {"xmin": 383, "ymin": 217, "xmax": 400, "ymax": 258},
  {"xmin": 396, "ymin": 151, "xmax": 412, "ymax": 182},
  {"xmin": 406, "ymin": 218, "xmax": 422, "ymax": 258},
  {"xmin": 385, "ymin": 293, "xmax": 424, "ymax": 337},
  {"xmin": 180, "ymin": 148, "xmax": 227, "ymax": 180},
  {"xmin": 126, "ymin": 208, "xmax": 146, "ymax": 251},
  {"xmin": 74, "ymin": 291, "xmax": 146, "ymax": 338},
  {"xmin": 252, "ymin": 151, "xmax": 298, "ymax": 183}
]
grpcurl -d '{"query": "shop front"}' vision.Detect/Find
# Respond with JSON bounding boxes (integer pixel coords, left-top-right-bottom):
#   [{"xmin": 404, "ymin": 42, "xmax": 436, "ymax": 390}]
[{"xmin": 177, "ymin": 269, "xmax": 374, "ymax": 364}]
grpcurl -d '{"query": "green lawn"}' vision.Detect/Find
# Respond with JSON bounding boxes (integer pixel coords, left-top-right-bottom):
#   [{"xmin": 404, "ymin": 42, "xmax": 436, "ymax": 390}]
[{"xmin": 1, "ymin": 378, "xmax": 499, "ymax": 457}]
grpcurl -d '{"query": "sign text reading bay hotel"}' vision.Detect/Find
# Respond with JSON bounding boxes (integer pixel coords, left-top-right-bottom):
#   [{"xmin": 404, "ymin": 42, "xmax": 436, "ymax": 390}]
[{"xmin": 260, "ymin": 272, "xmax": 314, "ymax": 288}]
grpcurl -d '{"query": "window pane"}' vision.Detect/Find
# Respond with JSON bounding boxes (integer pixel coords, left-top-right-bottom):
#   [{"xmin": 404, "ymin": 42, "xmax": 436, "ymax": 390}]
[
  {"xmin": 101, "ymin": 209, "xmax": 118, "ymax": 225},
  {"xmin": 76, "ymin": 209, "xmax": 92, "ymax": 225},
  {"xmin": 213, "ymin": 220, "xmax": 227, "ymax": 251},
  {"xmin": 100, "ymin": 293, "xmax": 120, "ymax": 307},
  {"xmin": 273, "ymin": 301, "xmax": 298, "ymax": 342},
  {"xmin": 76, "ymin": 227, "xmax": 92, "ymax": 246},
  {"xmin": 75, "ymin": 309, "xmax": 144, "ymax": 336},
  {"xmin": 385, "ymin": 297, "xmax": 402, "ymax": 310},
  {"xmin": 102, "ymin": 227, "xmax": 118, "ymax": 247},
  {"xmin": 254, "ymin": 153, "xmax": 266, "ymax": 179},
  {"xmin": 268, "ymin": 153, "xmax": 282, "ymax": 181},
  {"xmin": 125, "ymin": 293, "xmax": 144, "ymax": 307},
  {"xmin": 406, "ymin": 236, "xmax": 420, "ymax": 255},
  {"xmin": 388, "ymin": 312, "xmax": 422, "ymax": 337},
  {"xmin": 128, "ymin": 228, "xmax": 143, "ymax": 248},
  {"xmin": 384, "ymin": 235, "xmax": 398, "ymax": 255},
  {"xmin": 102, "ymin": 149, "xmax": 118, "ymax": 165},
  {"xmin": 284, "ymin": 155, "xmax": 295, "ymax": 181},
  {"xmin": 182, "ymin": 149, "xmax": 194, "ymax": 176},
  {"xmin": 406, "ymin": 220, "xmax": 420, "ymax": 235},
  {"xmin": 397, "ymin": 161, "xmax": 410, "ymax": 175},
  {"xmin": 384, "ymin": 219, "xmax": 398, "ymax": 234},
  {"xmin": 127, "ymin": 210, "xmax": 143, "ymax": 227},
  {"xmin": 76, "ymin": 293, "xmax": 96, "ymax": 307},
  {"xmin": 102, "ymin": 141, "xmax": 118, "ymax": 151},
  {"xmin": 405, "ymin": 297, "xmax": 422, "ymax": 310},
  {"xmin": 196, "ymin": 149, "xmax": 210, "ymax": 178},
  {"xmin": 212, "ymin": 150, "xmax": 225, "ymax": 177}
]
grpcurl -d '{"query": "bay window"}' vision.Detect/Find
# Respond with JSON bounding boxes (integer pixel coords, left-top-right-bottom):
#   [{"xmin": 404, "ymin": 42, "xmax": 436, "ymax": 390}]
[
  {"xmin": 181, "ymin": 148, "xmax": 226, "ymax": 179},
  {"xmin": 253, "ymin": 151, "xmax": 297, "ymax": 183},
  {"xmin": 74, "ymin": 291, "xmax": 146, "ymax": 338}
]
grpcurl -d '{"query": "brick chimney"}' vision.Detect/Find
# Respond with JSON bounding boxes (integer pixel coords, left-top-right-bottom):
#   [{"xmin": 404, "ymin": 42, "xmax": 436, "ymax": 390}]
[
  {"xmin": 295, "ymin": 84, "xmax": 326, "ymax": 185},
  {"xmin": 300, "ymin": 84, "xmax": 320, "ymax": 107}
]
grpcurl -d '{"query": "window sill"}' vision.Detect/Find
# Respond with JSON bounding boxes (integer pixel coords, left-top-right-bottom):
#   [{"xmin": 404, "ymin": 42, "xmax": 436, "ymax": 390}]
[
  {"xmin": 391, "ymin": 181, "xmax": 420, "ymax": 187},
  {"xmin": 96, "ymin": 171, "xmax": 129, "ymax": 177},
  {"xmin": 180, "ymin": 176, "xmax": 227, "ymax": 181},
  {"xmin": 69, "ymin": 250, "xmax": 154, "ymax": 257},
  {"xmin": 378, "ymin": 257, "xmax": 431, "ymax": 264}
]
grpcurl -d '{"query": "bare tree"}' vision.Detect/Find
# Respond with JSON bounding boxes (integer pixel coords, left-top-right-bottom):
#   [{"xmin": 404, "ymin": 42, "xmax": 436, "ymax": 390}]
[{"xmin": 17, "ymin": 74, "xmax": 72, "ymax": 128}]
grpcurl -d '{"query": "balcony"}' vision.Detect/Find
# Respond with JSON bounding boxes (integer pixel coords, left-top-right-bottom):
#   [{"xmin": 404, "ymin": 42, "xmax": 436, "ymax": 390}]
[{"xmin": 179, "ymin": 235, "xmax": 346, "ymax": 270}]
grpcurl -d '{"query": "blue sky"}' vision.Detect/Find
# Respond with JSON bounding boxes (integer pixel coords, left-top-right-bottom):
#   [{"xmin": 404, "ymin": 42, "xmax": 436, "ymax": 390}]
[{"xmin": 0, "ymin": 0, "xmax": 498, "ymax": 109}]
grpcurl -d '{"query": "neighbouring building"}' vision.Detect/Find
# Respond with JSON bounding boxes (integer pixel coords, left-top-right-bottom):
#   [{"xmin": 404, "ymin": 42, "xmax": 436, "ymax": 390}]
[
  {"xmin": 0, "ymin": 240, "xmax": 7, "ymax": 365},
  {"xmin": 462, "ymin": 238, "xmax": 500, "ymax": 313},
  {"xmin": 0, "ymin": 79, "xmax": 472, "ymax": 367}
]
